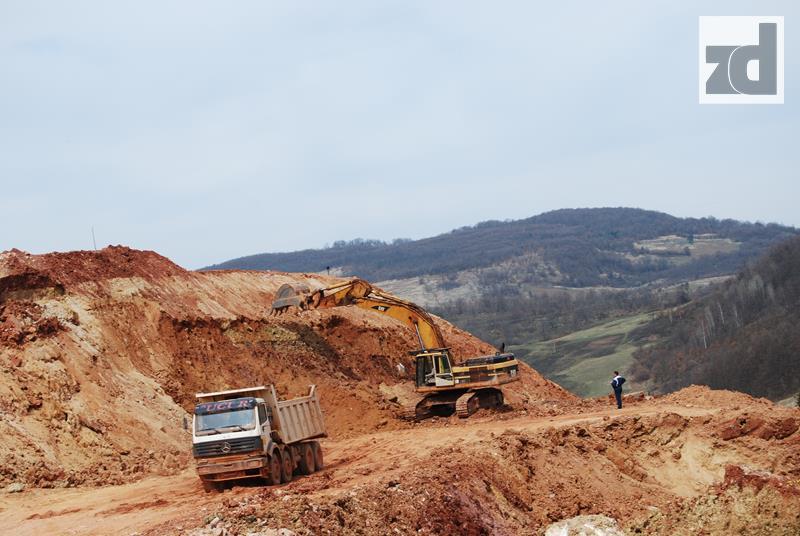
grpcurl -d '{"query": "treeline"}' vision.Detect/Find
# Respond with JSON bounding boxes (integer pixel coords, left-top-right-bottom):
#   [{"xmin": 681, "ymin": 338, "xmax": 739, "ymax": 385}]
[
  {"xmin": 432, "ymin": 285, "xmax": 693, "ymax": 352},
  {"xmin": 205, "ymin": 208, "xmax": 796, "ymax": 288},
  {"xmin": 630, "ymin": 236, "xmax": 800, "ymax": 400}
]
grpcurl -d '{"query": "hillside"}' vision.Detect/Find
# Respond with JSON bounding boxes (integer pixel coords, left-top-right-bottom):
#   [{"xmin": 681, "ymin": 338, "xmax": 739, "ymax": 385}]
[
  {"xmin": 0, "ymin": 247, "xmax": 566, "ymax": 489},
  {"xmin": 630, "ymin": 236, "xmax": 800, "ymax": 401},
  {"xmin": 512, "ymin": 312, "xmax": 657, "ymax": 398},
  {"xmin": 447, "ymin": 278, "xmax": 721, "ymax": 399},
  {"xmin": 495, "ymin": 236, "xmax": 800, "ymax": 402},
  {"xmin": 442, "ymin": 235, "xmax": 800, "ymax": 403},
  {"xmin": 205, "ymin": 208, "xmax": 797, "ymax": 303}
]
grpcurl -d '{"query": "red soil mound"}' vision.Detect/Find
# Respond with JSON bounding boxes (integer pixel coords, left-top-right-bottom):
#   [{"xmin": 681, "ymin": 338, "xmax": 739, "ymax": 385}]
[
  {"xmin": 0, "ymin": 246, "xmax": 186, "ymax": 288},
  {"xmin": 0, "ymin": 247, "xmax": 571, "ymax": 490}
]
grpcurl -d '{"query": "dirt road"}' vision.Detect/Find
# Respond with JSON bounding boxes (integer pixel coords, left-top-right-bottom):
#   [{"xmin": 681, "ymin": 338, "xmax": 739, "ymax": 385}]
[{"xmin": 0, "ymin": 403, "xmax": 719, "ymax": 535}]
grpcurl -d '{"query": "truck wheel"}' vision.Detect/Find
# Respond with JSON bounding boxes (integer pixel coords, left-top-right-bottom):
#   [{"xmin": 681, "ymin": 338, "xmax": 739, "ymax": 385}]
[
  {"xmin": 280, "ymin": 448, "xmax": 293, "ymax": 483},
  {"xmin": 311, "ymin": 441, "xmax": 324, "ymax": 471},
  {"xmin": 298, "ymin": 443, "xmax": 315, "ymax": 475},
  {"xmin": 266, "ymin": 452, "xmax": 282, "ymax": 486}
]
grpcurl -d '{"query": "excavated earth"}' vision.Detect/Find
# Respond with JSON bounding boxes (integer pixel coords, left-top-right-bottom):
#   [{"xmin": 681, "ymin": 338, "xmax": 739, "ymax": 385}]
[{"xmin": 0, "ymin": 247, "xmax": 798, "ymax": 535}]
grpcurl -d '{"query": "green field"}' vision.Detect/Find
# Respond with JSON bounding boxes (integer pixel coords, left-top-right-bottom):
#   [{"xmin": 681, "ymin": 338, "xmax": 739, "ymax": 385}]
[{"xmin": 511, "ymin": 312, "xmax": 658, "ymax": 398}]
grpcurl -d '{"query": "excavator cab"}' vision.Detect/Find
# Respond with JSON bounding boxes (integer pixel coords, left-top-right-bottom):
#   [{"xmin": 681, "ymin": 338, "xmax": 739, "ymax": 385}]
[{"xmin": 414, "ymin": 350, "xmax": 455, "ymax": 388}]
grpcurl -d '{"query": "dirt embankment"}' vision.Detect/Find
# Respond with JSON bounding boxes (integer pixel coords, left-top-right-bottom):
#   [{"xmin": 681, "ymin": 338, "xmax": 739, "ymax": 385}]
[
  {"xmin": 4, "ymin": 394, "xmax": 795, "ymax": 536},
  {"xmin": 146, "ymin": 392, "xmax": 796, "ymax": 536},
  {"xmin": 0, "ymin": 247, "xmax": 571, "ymax": 490}
]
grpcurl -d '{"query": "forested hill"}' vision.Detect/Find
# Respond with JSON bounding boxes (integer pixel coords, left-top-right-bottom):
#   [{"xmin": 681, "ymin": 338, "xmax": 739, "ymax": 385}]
[
  {"xmin": 206, "ymin": 208, "xmax": 797, "ymax": 288},
  {"xmin": 630, "ymin": 235, "xmax": 800, "ymax": 400}
]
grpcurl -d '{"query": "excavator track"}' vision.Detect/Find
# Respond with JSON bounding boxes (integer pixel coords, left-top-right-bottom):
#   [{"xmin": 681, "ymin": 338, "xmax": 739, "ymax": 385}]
[
  {"xmin": 399, "ymin": 390, "xmax": 469, "ymax": 421},
  {"xmin": 455, "ymin": 388, "xmax": 504, "ymax": 418},
  {"xmin": 398, "ymin": 393, "xmax": 431, "ymax": 421},
  {"xmin": 400, "ymin": 402, "xmax": 424, "ymax": 422},
  {"xmin": 455, "ymin": 391, "xmax": 477, "ymax": 418}
]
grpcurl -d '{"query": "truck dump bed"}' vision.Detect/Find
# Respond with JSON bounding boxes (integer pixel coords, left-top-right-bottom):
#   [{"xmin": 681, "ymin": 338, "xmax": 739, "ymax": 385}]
[{"xmin": 269, "ymin": 384, "xmax": 326, "ymax": 444}]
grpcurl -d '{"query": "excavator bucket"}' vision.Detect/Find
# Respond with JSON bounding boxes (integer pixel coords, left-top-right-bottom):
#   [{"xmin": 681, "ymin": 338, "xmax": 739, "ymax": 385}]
[{"xmin": 271, "ymin": 283, "xmax": 311, "ymax": 314}]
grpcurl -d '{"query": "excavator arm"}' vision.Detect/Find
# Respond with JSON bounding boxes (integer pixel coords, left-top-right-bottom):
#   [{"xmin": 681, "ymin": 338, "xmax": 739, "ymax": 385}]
[
  {"xmin": 271, "ymin": 278, "xmax": 446, "ymax": 351},
  {"xmin": 271, "ymin": 277, "xmax": 520, "ymax": 420}
]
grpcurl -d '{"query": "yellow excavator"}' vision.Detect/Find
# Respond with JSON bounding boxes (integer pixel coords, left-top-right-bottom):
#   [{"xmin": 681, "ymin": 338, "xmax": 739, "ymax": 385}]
[{"xmin": 270, "ymin": 278, "xmax": 520, "ymax": 420}]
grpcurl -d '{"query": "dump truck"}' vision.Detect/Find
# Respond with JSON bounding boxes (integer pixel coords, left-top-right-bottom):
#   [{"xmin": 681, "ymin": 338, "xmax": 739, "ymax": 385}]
[
  {"xmin": 191, "ymin": 384, "xmax": 326, "ymax": 492},
  {"xmin": 271, "ymin": 279, "xmax": 520, "ymax": 420}
]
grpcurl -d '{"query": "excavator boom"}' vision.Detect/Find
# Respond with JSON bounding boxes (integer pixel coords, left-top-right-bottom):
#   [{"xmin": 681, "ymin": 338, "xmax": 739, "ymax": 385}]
[{"xmin": 272, "ymin": 278, "xmax": 446, "ymax": 351}]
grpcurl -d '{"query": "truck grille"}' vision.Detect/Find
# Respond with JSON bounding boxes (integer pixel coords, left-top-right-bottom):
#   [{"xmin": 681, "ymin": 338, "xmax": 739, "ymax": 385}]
[{"xmin": 193, "ymin": 437, "xmax": 262, "ymax": 458}]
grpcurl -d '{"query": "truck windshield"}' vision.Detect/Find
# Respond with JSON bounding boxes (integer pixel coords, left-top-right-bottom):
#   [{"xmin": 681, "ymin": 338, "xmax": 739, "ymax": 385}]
[{"xmin": 195, "ymin": 408, "xmax": 256, "ymax": 435}]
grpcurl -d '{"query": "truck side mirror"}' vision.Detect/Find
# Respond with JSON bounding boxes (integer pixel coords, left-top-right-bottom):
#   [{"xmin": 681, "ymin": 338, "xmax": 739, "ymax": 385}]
[{"xmin": 182, "ymin": 416, "xmax": 188, "ymax": 431}]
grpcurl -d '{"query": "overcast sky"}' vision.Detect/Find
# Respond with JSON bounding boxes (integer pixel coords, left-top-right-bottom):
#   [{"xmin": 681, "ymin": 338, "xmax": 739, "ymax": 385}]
[{"xmin": 1, "ymin": 1, "xmax": 797, "ymax": 268}]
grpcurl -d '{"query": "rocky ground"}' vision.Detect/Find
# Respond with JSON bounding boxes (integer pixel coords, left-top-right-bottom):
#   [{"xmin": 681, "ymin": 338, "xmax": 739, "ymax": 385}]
[{"xmin": 0, "ymin": 247, "xmax": 798, "ymax": 535}]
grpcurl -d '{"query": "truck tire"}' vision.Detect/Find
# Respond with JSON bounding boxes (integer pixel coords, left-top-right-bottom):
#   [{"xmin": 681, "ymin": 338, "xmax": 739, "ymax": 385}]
[
  {"xmin": 311, "ymin": 441, "xmax": 324, "ymax": 470},
  {"xmin": 298, "ymin": 443, "xmax": 315, "ymax": 475},
  {"xmin": 280, "ymin": 447, "xmax": 293, "ymax": 483},
  {"xmin": 266, "ymin": 452, "xmax": 282, "ymax": 486}
]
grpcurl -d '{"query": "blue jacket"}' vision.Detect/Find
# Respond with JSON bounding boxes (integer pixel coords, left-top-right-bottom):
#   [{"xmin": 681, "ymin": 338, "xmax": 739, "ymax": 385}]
[{"xmin": 611, "ymin": 375, "xmax": 625, "ymax": 390}]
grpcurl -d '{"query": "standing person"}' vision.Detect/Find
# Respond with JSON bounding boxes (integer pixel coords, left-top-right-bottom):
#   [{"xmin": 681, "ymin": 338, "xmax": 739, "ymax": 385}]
[{"xmin": 611, "ymin": 371, "xmax": 625, "ymax": 409}]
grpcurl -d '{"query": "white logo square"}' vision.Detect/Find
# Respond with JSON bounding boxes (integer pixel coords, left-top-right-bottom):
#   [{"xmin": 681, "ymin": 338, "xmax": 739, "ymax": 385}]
[{"xmin": 699, "ymin": 16, "xmax": 784, "ymax": 104}]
